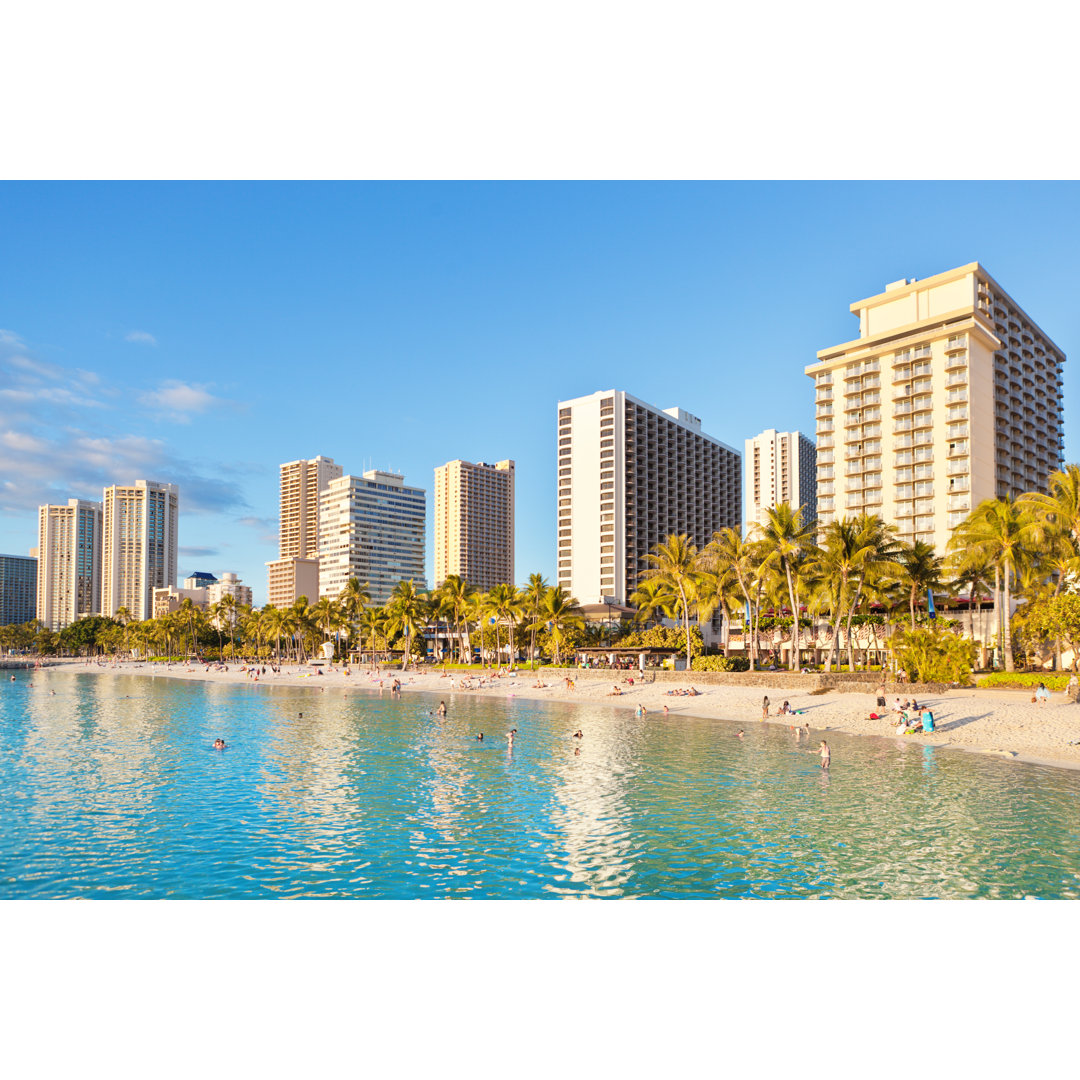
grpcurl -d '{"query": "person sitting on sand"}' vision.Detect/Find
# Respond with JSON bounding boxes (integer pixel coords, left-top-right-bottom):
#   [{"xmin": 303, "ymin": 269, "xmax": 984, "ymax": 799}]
[
  {"xmin": 1035, "ymin": 682, "xmax": 1050, "ymax": 704},
  {"xmin": 779, "ymin": 701, "xmax": 791, "ymax": 715},
  {"xmin": 609, "ymin": 685, "xmax": 622, "ymax": 696}
]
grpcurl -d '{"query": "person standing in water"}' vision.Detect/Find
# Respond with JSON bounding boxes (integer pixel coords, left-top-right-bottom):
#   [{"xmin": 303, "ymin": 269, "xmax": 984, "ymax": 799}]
[
  {"xmin": 819, "ymin": 741, "xmax": 830, "ymax": 769},
  {"xmin": 762, "ymin": 695, "xmax": 770, "ymax": 719}
]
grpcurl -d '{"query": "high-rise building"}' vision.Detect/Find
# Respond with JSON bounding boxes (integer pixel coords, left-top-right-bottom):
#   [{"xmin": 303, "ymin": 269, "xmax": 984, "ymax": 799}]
[
  {"xmin": 319, "ymin": 470, "xmax": 427, "ymax": 606},
  {"xmin": 267, "ymin": 455, "xmax": 343, "ymax": 607},
  {"xmin": 35, "ymin": 499, "xmax": 103, "ymax": 630},
  {"xmin": 744, "ymin": 429, "xmax": 817, "ymax": 531},
  {"xmin": 1, "ymin": 554, "xmax": 38, "ymax": 626},
  {"xmin": 100, "ymin": 481, "xmax": 179, "ymax": 621},
  {"xmin": 433, "ymin": 458, "xmax": 515, "ymax": 590},
  {"xmin": 806, "ymin": 264, "xmax": 1065, "ymax": 553},
  {"xmin": 278, "ymin": 455, "xmax": 342, "ymax": 559},
  {"xmin": 556, "ymin": 390, "xmax": 741, "ymax": 606}
]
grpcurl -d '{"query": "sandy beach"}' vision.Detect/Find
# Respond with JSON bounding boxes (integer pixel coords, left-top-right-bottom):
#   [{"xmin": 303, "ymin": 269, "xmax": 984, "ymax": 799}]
[{"xmin": 41, "ymin": 657, "xmax": 1080, "ymax": 772}]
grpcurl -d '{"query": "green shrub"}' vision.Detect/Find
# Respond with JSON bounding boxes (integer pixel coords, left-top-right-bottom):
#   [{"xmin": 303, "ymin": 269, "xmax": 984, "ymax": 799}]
[
  {"xmin": 691, "ymin": 655, "xmax": 750, "ymax": 672},
  {"xmin": 890, "ymin": 626, "xmax": 975, "ymax": 685},
  {"xmin": 976, "ymin": 672, "xmax": 1071, "ymax": 691}
]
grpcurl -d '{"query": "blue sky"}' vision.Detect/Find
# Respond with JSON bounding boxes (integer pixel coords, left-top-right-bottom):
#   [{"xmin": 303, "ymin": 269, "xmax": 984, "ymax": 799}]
[{"xmin": 1, "ymin": 181, "xmax": 1077, "ymax": 606}]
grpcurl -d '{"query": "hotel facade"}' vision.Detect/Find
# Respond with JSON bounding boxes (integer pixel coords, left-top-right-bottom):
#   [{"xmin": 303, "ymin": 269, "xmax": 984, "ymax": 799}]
[
  {"xmin": 806, "ymin": 264, "xmax": 1065, "ymax": 554},
  {"xmin": 100, "ymin": 481, "xmax": 179, "ymax": 622},
  {"xmin": 35, "ymin": 498, "xmax": 103, "ymax": 630},
  {"xmin": 318, "ymin": 469, "xmax": 427, "ymax": 606},
  {"xmin": 556, "ymin": 390, "xmax": 741, "ymax": 607},
  {"xmin": 433, "ymin": 458, "xmax": 515, "ymax": 590},
  {"xmin": 266, "ymin": 455, "xmax": 342, "ymax": 607},
  {"xmin": 744, "ymin": 429, "xmax": 817, "ymax": 532},
  {"xmin": 1, "ymin": 553, "xmax": 38, "ymax": 627}
]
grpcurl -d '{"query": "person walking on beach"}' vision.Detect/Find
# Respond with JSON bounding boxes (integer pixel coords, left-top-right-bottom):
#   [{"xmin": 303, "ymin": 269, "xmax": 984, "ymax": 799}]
[
  {"xmin": 819, "ymin": 741, "xmax": 830, "ymax": 769},
  {"xmin": 762, "ymin": 695, "xmax": 770, "ymax": 720}
]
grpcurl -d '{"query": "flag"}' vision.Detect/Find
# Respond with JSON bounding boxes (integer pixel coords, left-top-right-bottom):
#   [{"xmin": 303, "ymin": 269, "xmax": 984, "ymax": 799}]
[
  {"xmin": 744, "ymin": 600, "xmax": 751, "ymax": 625},
  {"xmin": 927, "ymin": 589, "xmax": 937, "ymax": 619}
]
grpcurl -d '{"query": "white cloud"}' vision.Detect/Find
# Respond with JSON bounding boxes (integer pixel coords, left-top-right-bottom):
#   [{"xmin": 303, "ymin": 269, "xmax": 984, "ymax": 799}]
[
  {"xmin": 139, "ymin": 380, "xmax": 226, "ymax": 421},
  {"xmin": 125, "ymin": 330, "xmax": 158, "ymax": 346}
]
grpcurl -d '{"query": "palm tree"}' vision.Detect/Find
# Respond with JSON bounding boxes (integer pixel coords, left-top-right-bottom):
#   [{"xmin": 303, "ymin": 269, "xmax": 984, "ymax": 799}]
[
  {"xmin": 261, "ymin": 605, "xmax": 287, "ymax": 665},
  {"xmin": 386, "ymin": 580, "xmax": 424, "ymax": 670},
  {"xmin": 439, "ymin": 574, "xmax": 473, "ymax": 664},
  {"xmin": 641, "ymin": 533, "xmax": 701, "ymax": 669},
  {"xmin": 950, "ymin": 496, "xmax": 1037, "ymax": 672},
  {"xmin": 947, "ymin": 550, "xmax": 995, "ymax": 668},
  {"xmin": 1022, "ymin": 464, "xmax": 1080, "ymax": 548},
  {"xmin": 338, "ymin": 577, "xmax": 370, "ymax": 650},
  {"xmin": 359, "ymin": 608, "xmax": 387, "ymax": 665},
  {"xmin": 629, "ymin": 578, "xmax": 674, "ymax": 629},
  {"xmin": 466, "ymin": 592, "xmax": 491, "ymax": 667},
  {"xmin": 896, "ymin": 540, "xmax": 945, "ymax": 629},
  {"xmin": 523, "ymin": 573, "xmax": 549, "ymax": 668},
  {"xmin": 178, "ymin": 597, "xmax": 203, "ymax": 660},
  {"xmin": 219, "ymin": 592, "xmax": 238, "ymax": 654},
  {"xmin": 208, "ymin": 600, "xmax": 225, "ymax": 656},
  {"xmin": 705, "ymin": 527, "xmax": 765, "ymax": 669},
  {"xmin": 759, "ymin": 503, "xmax": 817, "ymax": 669},
  {"xmin": 535, "ymin": 585, "xmax": 584, "ymax": 666},
  {"xmin": 489, "ymin": 583, "xmax": 525, "ymax": 666}
]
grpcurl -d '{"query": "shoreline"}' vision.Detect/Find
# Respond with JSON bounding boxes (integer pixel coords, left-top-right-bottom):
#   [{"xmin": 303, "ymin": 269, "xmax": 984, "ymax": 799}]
[{"xmin": 37, "ymin": 658, "xmax": 1080, "ymax": 773}]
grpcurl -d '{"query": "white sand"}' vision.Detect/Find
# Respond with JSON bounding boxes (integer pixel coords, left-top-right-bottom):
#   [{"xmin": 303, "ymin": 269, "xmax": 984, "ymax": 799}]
[{"xmin": 47, "ymin": 658, "xmax": 1080, "ymax": 771}]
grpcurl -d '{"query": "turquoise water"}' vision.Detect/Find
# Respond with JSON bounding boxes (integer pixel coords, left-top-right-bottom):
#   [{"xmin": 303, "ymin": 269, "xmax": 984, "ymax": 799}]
[{"xmin": 2, "ymin": 669, "xmax": 1079, "ymax": 899}]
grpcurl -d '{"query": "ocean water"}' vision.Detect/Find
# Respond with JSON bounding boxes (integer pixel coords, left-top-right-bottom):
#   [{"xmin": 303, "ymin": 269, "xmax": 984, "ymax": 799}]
[{"xmin": 2, "ymin": 669, "xmax": 1079, "ymax": 899}]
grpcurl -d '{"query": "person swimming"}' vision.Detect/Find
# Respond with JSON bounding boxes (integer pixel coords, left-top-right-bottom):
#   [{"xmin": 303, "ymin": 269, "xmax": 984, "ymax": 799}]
[
  {"xmin": 572, "ymin": 730, "xmax": 583, "ymax": 739},
  {"xmin": 213, "ymin": 738, "xmax": 226, "ymax": 750},
  {"xmin": 436, "ymin": 701, "xmax": 447, "ymax": 716},
  {"xmin": 737, "ymin": 730, "xmax": 745, "ymax": 738},
  {"xmin": 477, "ymin": 733, "xmax": 484, "ymax": 741}
]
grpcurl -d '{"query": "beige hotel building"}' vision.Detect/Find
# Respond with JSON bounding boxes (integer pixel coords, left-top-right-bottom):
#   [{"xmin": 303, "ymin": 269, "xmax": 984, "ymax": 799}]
[
  {"xmin": 36, "ymin": 498, "xmax": 103, "ymax": 630},
  {"xmin": 744, "ymin": 429, "xmax": 817, "ymax": 532},
  {"xmin": 806, "ymin": 263, "xmax": 1065, "ymax": 553},
  {"xmin": 266, "ymin": 455, "xmax": 342, "ymax": 607},
  {"xmin": 433, "ymin": 458, "xmax": 514, "ymax": 590},
  {"xmin": 100, "ymin": 480, "xmax": 180, "ymax": 621},
  {"xmin": 556, "ymin": 390, "xmax": 741, "ymax": 606}
]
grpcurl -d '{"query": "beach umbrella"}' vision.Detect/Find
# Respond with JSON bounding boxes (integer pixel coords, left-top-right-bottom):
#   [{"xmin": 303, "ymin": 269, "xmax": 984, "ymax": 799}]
[{"xmin": 927, "ymin": 589, "xmax": 937, "ymax": 620}]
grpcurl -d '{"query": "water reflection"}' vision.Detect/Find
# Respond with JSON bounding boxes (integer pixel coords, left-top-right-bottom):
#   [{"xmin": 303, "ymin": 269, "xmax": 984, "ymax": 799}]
[{"xmin": 2, "ymin": 671, "xmax": 1080, "ymax": 899}]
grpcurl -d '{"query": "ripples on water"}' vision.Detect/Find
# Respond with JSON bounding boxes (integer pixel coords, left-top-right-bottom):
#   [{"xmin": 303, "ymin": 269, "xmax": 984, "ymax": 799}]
[{"xmin": 2, "ymin": 671, "xmax": 1079, "ymax": 899}]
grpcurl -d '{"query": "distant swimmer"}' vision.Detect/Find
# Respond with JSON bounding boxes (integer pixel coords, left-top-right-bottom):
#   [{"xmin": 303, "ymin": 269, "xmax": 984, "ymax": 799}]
[
  {"xmin": 572, "ymin": 730, "xmax": 583, "ymax": 739},
  {"xmin": 737, "ymin": 730, "xmax": 745, "ymax": 738},
  {"xmin": 436, "ymin": 701, "xmax": 447, "ymax": 716},
  {"xmin": 819, "ymin": 741, "xmax": 830, "ymax": 770},
  {"xmin": 477, "ymin": 733, "xmax": 484, "ymax": 741},
  {"xmin": 213, "ymin": 738, "xmax": 226, "ymax": 750}
]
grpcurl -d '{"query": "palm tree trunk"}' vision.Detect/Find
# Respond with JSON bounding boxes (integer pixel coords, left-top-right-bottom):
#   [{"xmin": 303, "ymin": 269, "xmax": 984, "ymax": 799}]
[
  {"xmin": 992, "ymin": 565, "xmax": 1001, "ymax": 669},
  {"xmin": 784, "ymin": 564, "xmax": 799, "ymax": 669},
  {"xmin": 1003, "ymin": 566, "xmax": 1014, "ymax": 672}
]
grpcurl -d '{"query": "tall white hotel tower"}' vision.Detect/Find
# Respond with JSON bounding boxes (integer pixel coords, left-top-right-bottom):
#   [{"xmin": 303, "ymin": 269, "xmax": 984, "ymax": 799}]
[
  {"xmin": 806, "ymin": 264, "xmax": 1065, "ymax": 553},
  {"xmin": 556, "ymin": 390, "xmax": 741, "ymax": 606},
  {"xmin": 744, "ymin": 429, "xmax": 817, "ymax": 531},
  {"xmin": 100, "ymin": 480, "xmax": 179, "ymax": 621},
  {"xmin": 36, "ymin": 498, "xmax": 103, "ymax": 630}
]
